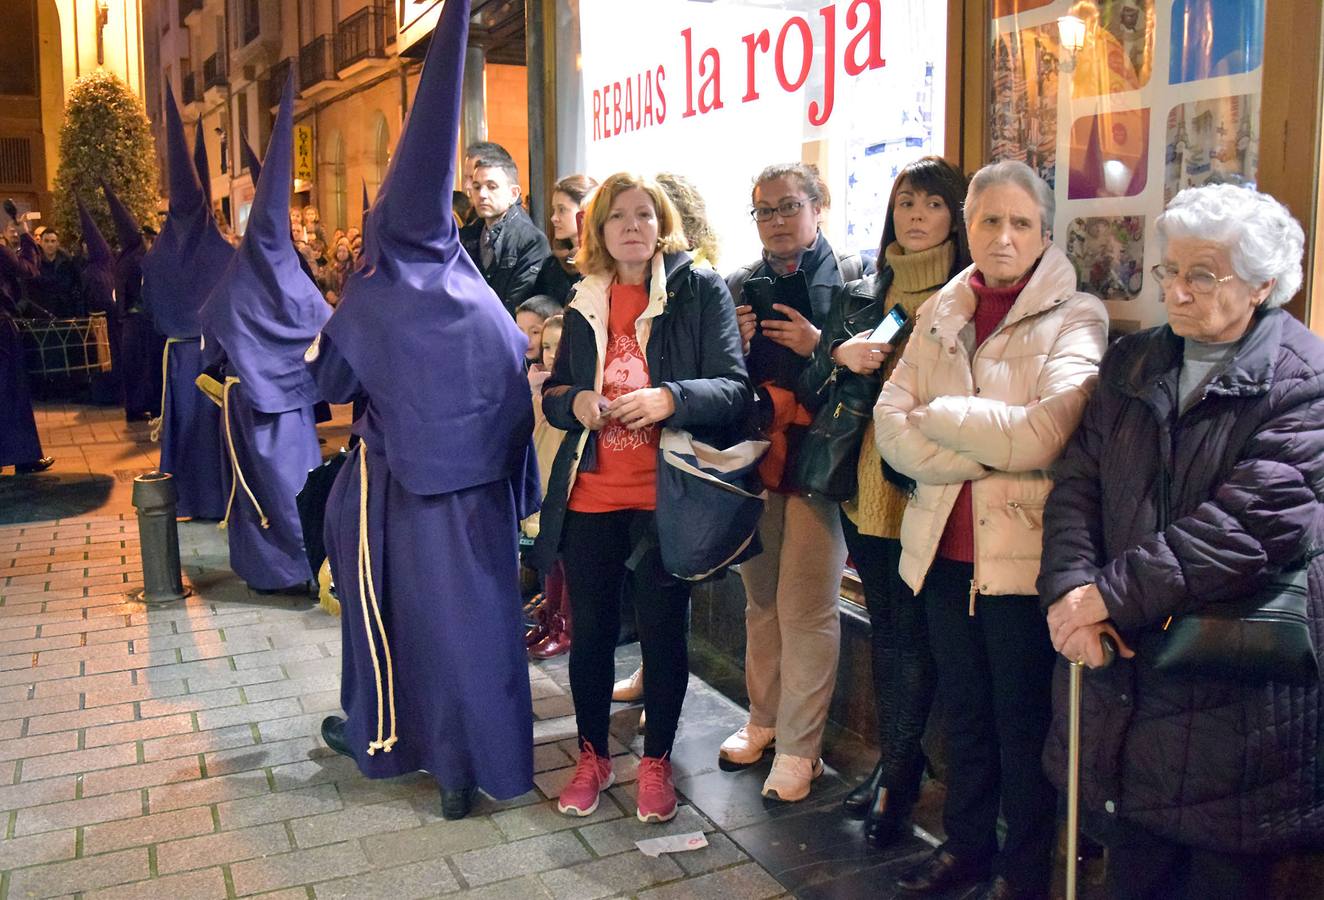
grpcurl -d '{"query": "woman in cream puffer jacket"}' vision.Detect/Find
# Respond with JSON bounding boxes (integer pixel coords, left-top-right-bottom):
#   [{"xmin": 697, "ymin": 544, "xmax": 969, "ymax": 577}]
[
  {"xmin": 874, "ymin": 161, "xmax": 1107, "ymax": 900},
  {"xmin": 875, "ymin": 240, "xmax": 1108, "ymax": 597}
]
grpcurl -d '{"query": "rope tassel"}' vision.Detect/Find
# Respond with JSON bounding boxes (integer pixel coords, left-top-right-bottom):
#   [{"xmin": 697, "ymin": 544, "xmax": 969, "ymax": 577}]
[
  {"xmin": 355, "ymin": 442, "xmax": 398, "ymax": 754},
  {"xmin": 148, "ymin": 338, "xmax": 185, "ymax": 443},
  {"xmin": 218, "ymin": 377, "xmax": 270, "ymax": 531}
]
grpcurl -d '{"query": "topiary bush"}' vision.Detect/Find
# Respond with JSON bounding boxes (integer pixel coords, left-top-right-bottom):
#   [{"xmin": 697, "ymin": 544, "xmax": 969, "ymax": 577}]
[{"xmin": 51, "ymin": 70, "xmax": 160, "ymax": 251}]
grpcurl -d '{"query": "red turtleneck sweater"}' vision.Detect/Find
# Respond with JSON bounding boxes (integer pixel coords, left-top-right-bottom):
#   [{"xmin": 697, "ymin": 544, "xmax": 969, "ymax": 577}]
[{"xmin": 934, "ymin": 269, "xmax": 1031, "ymax": 564}]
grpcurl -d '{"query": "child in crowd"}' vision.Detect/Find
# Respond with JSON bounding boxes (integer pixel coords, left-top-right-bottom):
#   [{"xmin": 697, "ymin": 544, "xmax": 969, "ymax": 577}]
[
  {"xmin": 515, "ymin": 295, "xmax": 563, "ymax": 367},
  {"xmin": 523, "ymin": 314, "xmax": 570, "ymax": 658}
]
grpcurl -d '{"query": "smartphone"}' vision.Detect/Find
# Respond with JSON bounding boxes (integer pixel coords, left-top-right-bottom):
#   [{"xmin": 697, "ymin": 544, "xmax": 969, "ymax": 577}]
[
  {"xmin": 744, "ymin": 271, "xmax": 812, "ymax": 322},
  {"xmin": 869, "ymin": 304, "xmax": 911, "ymax": 345}
]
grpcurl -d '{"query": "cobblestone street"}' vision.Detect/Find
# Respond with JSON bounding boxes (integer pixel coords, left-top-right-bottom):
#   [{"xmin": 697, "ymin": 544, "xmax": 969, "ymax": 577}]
[{"xmin": 1, "ymin": 405, "xmax": 923, "ymax": 899}]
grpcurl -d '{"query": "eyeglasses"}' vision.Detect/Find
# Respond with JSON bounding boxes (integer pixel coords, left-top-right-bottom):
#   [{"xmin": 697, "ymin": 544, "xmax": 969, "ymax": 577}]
[
  {"xmin": 1150, "ymin": 264, "xmax": 1236, "ymax": 295},
  {"xmin": 750, "ymin": 200, "xmax": 807, "ymax": 223}
]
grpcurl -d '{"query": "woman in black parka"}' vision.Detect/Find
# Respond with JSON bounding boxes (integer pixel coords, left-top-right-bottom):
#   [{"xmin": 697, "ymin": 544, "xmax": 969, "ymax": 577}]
[{"xmin": 1039, "ymin": 184, "xmax": 1324, "ymax": 899}]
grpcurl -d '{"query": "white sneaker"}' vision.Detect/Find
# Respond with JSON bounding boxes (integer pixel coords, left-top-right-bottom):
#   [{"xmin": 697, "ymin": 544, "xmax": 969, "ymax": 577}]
[
  {"xmin": 718, "ymin": 723, "xmax": 776, "ymax": 766},
  {"xmin": 612, "ymin": 667, "xmax": 644, "ymax": 702},
  {"xmin": 760, "ymin": 753, "xmax": 824, "ymax": 801}
]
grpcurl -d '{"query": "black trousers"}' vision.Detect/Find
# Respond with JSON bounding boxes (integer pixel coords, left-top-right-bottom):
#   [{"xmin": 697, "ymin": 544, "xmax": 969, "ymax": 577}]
[
  {"xmin": 840, "ymin": 513, "xmax": 934, "ymax": 803},
  {"xmin": 923, "ymin": 557, "xmax": 1056, "ymax": 894},
  {"xmin": 1105, "ymin": 827, "xmax": 1277, "ymax": 900},
  {"xmin": 560, "ymin": 509, "xmax": 692, "ymax": 758}
]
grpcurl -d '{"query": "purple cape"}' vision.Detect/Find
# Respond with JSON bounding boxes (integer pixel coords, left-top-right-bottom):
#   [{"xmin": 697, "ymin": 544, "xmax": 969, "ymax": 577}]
[
  {"xmin": 320, "ymin": 0, "xmax": 534, "ymax": 497},
  {"xmin": 199, "ymin": 74, "xmax": 329, "ymax": 414}
]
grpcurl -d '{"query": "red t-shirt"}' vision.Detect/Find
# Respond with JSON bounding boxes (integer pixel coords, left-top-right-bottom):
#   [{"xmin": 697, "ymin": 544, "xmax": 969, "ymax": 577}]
[{"xmin": 568, "ymin": 282, "xmax": 659, "ymax": 513}]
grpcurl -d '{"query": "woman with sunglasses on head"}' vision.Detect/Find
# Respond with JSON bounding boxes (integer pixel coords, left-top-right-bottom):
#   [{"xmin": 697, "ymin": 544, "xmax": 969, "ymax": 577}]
[
  {"xmin": 798, "ymin": 156, "xmax": 971, "ymax": 845},
  {"xmin": 720, "ymin": 163, "xmax": 868, "ymax": 802}
]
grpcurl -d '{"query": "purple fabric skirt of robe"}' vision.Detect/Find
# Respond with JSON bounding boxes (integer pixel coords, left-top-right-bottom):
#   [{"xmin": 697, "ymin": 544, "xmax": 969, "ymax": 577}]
[
  {"xmin": 323, "ymin": 441, "xmax": 534, "ymax": 799},
  {"xmin": 159, "ymin": 338, "xmax": 226, "ymax": 520},
  {"xmin": 121, "ymin": 310, "xmax": 166, "ymax": 420},
  {"xmin": 0, "ymin": 316, "xmax": 43, "ymax": 466},
  {"xmin": 220, "ymin": 384, "xmax": 319, "ymax": 590}
]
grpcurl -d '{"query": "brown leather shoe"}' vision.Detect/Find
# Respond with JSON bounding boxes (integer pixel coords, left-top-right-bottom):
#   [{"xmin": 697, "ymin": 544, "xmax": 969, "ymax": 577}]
[{"xmin": 896, "ymin": 847, "xmax": 990, "ymax": 894}]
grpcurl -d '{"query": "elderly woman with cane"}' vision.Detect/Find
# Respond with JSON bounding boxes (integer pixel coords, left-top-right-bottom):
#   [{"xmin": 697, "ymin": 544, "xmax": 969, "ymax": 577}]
[{"xmin": 1039, "ymin": 183, "xmax": 1324, "ymax": 899}]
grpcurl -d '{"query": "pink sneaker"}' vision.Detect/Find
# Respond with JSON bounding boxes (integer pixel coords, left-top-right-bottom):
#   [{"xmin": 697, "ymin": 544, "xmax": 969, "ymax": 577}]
[
  {"xmin": 557, "ymin": 743, "xmax": 614, "ymax": 817},
  {"xmin": 635, "ymin": 755, "xmax": 678, "ymax": 823}
]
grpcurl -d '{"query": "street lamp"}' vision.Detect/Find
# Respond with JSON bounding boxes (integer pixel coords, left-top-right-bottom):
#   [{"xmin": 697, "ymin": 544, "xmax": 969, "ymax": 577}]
[{"xmin": 1058, "ymin": 14, "xmax": 1087, "ymax": 74}]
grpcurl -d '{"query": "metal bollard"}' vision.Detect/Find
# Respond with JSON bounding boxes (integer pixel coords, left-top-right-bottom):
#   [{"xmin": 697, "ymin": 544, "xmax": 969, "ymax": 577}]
[{"xmin": 129, "ymin": 472, "xmax": 192, "ymax": 604}]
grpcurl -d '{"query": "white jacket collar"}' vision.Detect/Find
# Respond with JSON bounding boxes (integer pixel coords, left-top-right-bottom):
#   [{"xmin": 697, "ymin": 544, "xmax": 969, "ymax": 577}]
[{"xmin": 925, "ymin": 243, "xmax": 1079, "ymax": 346}]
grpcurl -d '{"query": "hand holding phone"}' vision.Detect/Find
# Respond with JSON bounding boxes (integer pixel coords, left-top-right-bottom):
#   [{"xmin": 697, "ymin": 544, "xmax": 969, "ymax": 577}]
[
  {"xmin": 869, "ymin": 304, "xmax": 912, "ymax": 345},
  {"xmin": 832, "ymin": 332, "xmax": 893, "ymax": 375}
]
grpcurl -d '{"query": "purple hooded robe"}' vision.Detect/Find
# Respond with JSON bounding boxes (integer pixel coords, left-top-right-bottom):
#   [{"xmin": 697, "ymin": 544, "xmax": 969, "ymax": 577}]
[
  {"xmin": 306, "ymin": 0, "xmax": 540, "ymax": 797},
  {"xmin": 0, "ymin": 240, "xmax": 43, "ymax": 466},
  {"xmin": 103, "ymin": 179, "xmax": 166, "ymax": 420},
  {"xmin": 141, "ymin": 84, "xmax": 233, "ymax": 518},
  {"xmin": 197, "ymin": 75, "xmax": 329, "ymax": 590}
]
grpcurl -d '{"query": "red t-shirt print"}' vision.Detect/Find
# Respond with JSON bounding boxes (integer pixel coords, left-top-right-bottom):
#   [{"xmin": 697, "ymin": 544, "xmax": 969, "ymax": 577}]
[{"xmin": 568, "ymin": 282, "xmax": 660, "ymax": 513}]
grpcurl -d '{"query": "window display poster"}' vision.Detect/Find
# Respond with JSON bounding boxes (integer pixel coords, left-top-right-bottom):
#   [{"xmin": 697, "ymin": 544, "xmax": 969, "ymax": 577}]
[
  {"xmin": 991, "ymin": 0, "xmax": 1265, "ymax": 330},
  {"xmin": 578, "ymin": 0, "xmax": 947, "ymax": 266}
]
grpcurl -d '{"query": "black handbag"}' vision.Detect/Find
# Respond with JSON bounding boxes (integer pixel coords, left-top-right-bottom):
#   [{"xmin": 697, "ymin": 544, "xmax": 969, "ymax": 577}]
[
  {"xmin": 1142, "ymin": 432, "xmax": 1319, "ymax": 686},
  {"xmin": 794, "ymin": 373, "xmax": 873, "ymax": 502}
]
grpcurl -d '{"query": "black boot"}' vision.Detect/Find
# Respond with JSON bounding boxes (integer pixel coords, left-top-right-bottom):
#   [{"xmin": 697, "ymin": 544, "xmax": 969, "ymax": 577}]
[
  {"xmin": 864, "ymin": 785, "xmax": 910, "ymax": 847},
  {"xmin": 320, "ymin": 716, "xmax": 353, "ymax": 759},
  {"xmin": 842, "ymin": 759, "xmax": 885, "ymax": 819},
  {"xmin": 441, "ymin": 786, "xmax": 475, "ymax": 820}
]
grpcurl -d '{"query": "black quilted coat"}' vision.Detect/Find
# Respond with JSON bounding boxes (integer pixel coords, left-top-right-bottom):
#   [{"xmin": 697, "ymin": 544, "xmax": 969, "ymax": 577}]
[{"xmin": 1038, "ymin": 309, "xmax": 1324, "ymax": 853}]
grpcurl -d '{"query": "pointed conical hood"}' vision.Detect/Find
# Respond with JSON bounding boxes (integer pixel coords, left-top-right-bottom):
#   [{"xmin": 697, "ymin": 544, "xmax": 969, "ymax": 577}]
[
  {"xmin": 163, "ymin": 83, "xmax": 204, "ymax": 216},
  {"xmin": 76, "ymin": 196, "xmax": 116, "ymax": 315},
  {"xmin": 100, "ymin": 179, "xmax": 146, "ymax": 311},
  {"xmin": 193, "ymin": 120, "xmax": 212, "ymax": 207},
  {"xmin": 100, "ymin": 179, "xmax": 144, "ymax": 257},
  {"xmin": 363, "ymin": 0, "xmax": 467, "ymax": 262},
  {"xmin": 319, "ymin": 0, "xmax": 534, "ymax": 497},
  {"xmin": 361, "ymin": 179, "xmax": 370, "ymax": 217},
  {"xmin": 242, "ymin": 133, "xmax": 262, "ymax": 182},
  {"xmin": 76, "ymin": 197, "xmax": 114, "ymax": 268},
  {"xmin": 141, "ymin": 82, "xmax": 235, "ymax": 338},
  {"xmin": 200, "ymin": 72, "xmax": 328, "ymax": 413}
]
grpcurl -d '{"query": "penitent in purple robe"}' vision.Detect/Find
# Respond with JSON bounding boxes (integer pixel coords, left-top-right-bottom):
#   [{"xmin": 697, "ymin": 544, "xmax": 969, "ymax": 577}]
[
  {"xmin": 198, "ymin": 75, "xmax": 328, "ymax": 591},
  {"xmin": 0, "ymin": 243, "xmax": 43, "ymax": 467},
  {"xmin": 307, "ymin": 0, "xmax": 540, "ymax": 797},
  {"xmin": 102, "ymin": 180, "xmax": 165, "ymax": 421},
  {"xmin": 141, "ymin": 84, "xmax": 232, "ymax": 519}
]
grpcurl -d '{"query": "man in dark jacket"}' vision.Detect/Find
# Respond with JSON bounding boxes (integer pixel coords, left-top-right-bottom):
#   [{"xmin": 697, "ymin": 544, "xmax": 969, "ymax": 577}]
[
  {"xmin": 30, "ymin": 228, "xmax": 83, "ymax": 317},
  {"xmin": 459, "ymin": 152, "xmax": 549, "ymax": 314},
  {"xmin": 1038, "ymin": 184, "xmax": 1324, "ymax": 898}
]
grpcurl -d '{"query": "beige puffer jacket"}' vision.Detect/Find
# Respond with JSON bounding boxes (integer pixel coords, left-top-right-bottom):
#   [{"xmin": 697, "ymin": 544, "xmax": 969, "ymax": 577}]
[{"xmin": 874, "ymin": 244, "xmax": 1108, "ymax": 597}]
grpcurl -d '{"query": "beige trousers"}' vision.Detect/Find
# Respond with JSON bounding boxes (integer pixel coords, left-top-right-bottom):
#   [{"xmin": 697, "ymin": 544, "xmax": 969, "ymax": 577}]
[{"xmin": 739, "ymin": 491, "xmax": 847, "ymax": 759}]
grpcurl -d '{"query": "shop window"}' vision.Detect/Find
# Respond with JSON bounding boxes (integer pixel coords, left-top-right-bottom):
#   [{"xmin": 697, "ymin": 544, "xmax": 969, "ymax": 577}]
[
  {"xmin": 328, "ymin": 131, "xmax": 346, "ymax": 232},
  {"xmin": 573, "ymin": 0, "xmax": 948, "ymax": 268},
  {"xmin": 990, "ymin": 0, "xmax": 1267, "ymax": 334}
]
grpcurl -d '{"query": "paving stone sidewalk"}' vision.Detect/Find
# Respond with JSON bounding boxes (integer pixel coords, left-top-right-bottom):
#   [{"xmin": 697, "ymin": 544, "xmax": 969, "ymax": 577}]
[{"xmin": 0, "ymin": 405, "xmax": 795, "ymax": 899}]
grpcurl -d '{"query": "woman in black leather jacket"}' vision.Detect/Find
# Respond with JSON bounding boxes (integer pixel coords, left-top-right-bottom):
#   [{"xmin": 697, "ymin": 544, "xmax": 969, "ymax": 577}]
[{"xmin": 798, "ymin": 157, "xmax": 970, "ymax": 846}]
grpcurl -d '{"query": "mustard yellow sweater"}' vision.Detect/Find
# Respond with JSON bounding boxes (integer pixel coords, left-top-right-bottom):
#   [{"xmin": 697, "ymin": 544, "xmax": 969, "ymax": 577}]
[{"xmin": 844, "ymin": 240, "xmax": 956, "ymax": 538}]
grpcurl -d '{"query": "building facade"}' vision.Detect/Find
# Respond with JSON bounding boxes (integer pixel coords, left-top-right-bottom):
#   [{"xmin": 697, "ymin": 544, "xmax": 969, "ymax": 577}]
[
  {"xmin": 148, "ymin": 0, "xmax": 530, "ymax": 238},
  {"xmin": 0, "ymin": 0, "xmax": 148, "ymax": 216}
]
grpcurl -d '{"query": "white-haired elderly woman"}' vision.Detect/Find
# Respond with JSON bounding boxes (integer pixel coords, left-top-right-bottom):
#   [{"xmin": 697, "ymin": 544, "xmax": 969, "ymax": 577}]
[
  {"xmin": 1038, "ymin": 184, "xmax": 1324, "ymax": 898},
  {"xmin": 875, "ymin": 160, "xmax": 1108, "ymax": 900}
]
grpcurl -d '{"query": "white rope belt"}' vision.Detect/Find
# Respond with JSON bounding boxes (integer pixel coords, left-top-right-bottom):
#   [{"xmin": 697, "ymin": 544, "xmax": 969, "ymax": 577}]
[
  {"xmin": 356, "ymin": 440, "xmax": 398, "ymax": 754},
  {"xmin": 218, "ymin": 376, "xmax": 269, "ymax": 531},
  {"xmin": 148, "ymin": 336, "xmax": 189, "ymax": 442}
]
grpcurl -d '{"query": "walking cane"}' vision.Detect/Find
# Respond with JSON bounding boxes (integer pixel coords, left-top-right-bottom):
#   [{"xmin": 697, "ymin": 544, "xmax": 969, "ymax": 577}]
[{"xmin": 1065, "ymin": 632, "xmax": 1117, "ymax": 900}]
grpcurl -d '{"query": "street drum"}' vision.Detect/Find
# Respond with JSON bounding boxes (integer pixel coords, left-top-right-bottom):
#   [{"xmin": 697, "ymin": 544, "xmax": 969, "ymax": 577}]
[{"xmin": 17, "ymin": 313, "xmax": 113, "ymax": 383}]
